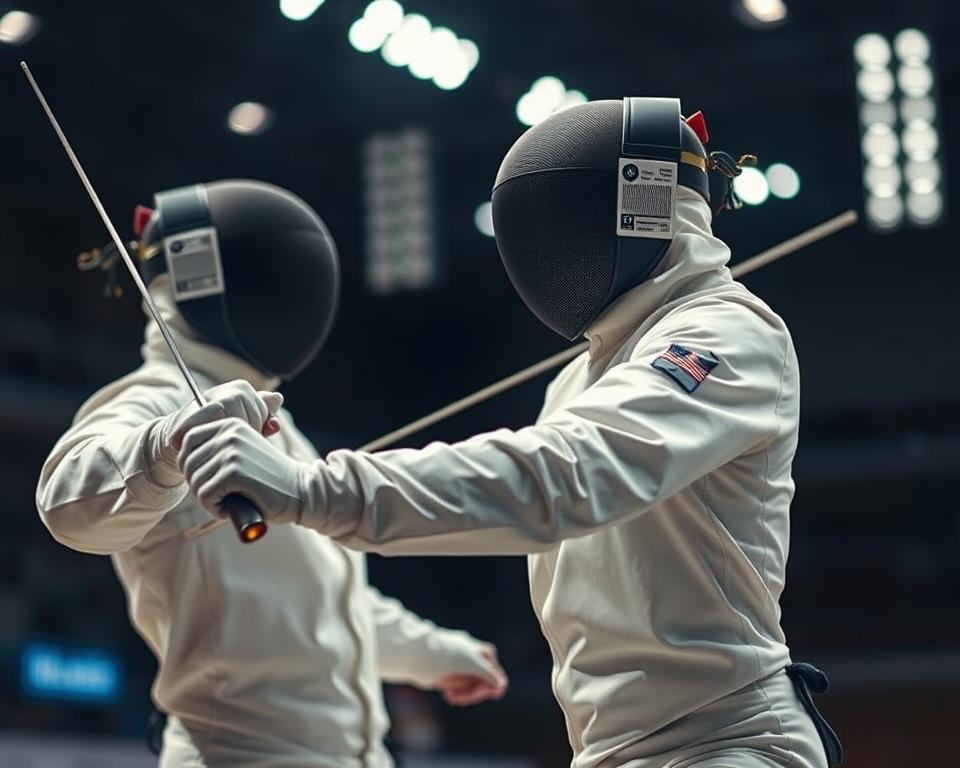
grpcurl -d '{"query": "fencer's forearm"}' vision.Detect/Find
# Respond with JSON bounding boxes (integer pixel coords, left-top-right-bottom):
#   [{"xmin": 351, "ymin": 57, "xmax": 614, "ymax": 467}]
[
  {"xmin": 301, "ymin": 425, "xmax": 598, "ymax": 555},
  {"xmin": 368, "ymin": 586, "xmax": 483, "ymax": 688},
  {"xmin": 300, "ymin": 414, "xmax": 703, "ymax": 555},
  {"xmin": 299, "ymin": 325, "xmax": 785, "ymax": 555},
  {"xmin": 36, "ymin": 419, "xmax": 187, "ymax": 555}
]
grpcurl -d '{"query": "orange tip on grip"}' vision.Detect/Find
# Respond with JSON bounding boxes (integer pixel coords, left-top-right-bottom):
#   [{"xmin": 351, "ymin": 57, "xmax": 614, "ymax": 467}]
[{"xmin": 241, "ymin": 521, "xmax": 268, "ymax": 543}]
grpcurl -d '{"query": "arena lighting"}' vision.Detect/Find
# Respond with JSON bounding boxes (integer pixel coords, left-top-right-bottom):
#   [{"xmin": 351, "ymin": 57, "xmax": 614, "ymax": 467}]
[
  {"xmin": 279, "ymin": 0, "xmax": 326, "ymax": 22},
  {"xmin": 516, "ymin": 77, "xmax": 587, "ymax": 127},
  {"xmin": 227, "ymin": 102, "xmax": 274, "ymax": 136},
  {"xmin": 363, "ymin": 129, "xmax": 437, "ymax": 293},
  {"xmin": 765, "ymin": 163, "xmax": 800, "ymax": 199},
  {"xmin": 474, "ymin": 201, "xmax": 495, "ymax": 237},
  {"xmin": 0, "ymin": 10, "xmax": 40, "ymax": 44},
  {"xmin": 732, "ymin": 166, "xmax": 769, "ymax": 206},
  {"xmin": 739, "ymin": 0, "xmax": 787, "ymax": 25},
  {"xmin": 853, "ymin": 33, "xmax": 891, "ymax": 68},
  {"xmin": 855, "ymin": 28, "xmax": 944, "ymax": 230},
  {"xmin": 350, "ymin": 1, "xmax": 479, "ymax": 91}
]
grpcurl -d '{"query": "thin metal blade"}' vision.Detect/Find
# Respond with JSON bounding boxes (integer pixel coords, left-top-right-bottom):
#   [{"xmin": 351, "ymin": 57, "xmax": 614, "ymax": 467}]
[{"xmin": 21, "ymin": 61, "xmax": 205, "ymax": 407}]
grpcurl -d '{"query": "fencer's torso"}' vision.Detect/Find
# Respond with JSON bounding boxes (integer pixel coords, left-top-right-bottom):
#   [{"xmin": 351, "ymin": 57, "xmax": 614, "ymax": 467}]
[
  {"xmin": 113, "ymin": 366, "xmax": 391, "ymax": 767},
  {"xmin": 529, "ymin": 272, "xmax": 798, "ymax": 766},
  {"xmin": 35, "ymin": 287, "xmax": 393, "ymax": 767},
  {"xmin": 312, "ymin": 191, "xmax": 803, "ymax": 766}
]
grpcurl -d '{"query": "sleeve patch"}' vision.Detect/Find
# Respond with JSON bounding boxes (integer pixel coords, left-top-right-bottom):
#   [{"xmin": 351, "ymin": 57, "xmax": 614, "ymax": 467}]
[{"xmin": 651, "ymin": 343, "xmax": 719, "ymax": 393}]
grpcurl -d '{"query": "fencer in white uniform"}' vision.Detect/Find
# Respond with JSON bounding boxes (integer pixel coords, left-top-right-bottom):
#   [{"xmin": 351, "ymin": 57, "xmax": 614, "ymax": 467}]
[
  {"xmin": 174, "ymin": 106, "xmax": 842, "ymax": 767},
  {"xmin": 36, "ymin": 181, "xmax": 506, "ymax": 767}
]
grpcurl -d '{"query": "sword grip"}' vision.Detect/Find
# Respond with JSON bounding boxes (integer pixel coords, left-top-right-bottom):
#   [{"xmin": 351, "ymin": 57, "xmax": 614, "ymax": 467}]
[{"xmin": 220, "ymin": 493, "xmax": 268, "ymax": 544}]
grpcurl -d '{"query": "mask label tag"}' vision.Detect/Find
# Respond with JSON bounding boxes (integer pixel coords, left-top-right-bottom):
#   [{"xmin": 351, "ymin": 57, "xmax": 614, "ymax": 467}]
[
  {"xmin": 616, "ymin": 158, "xmax": 677, "ymax": 240},
  {"xmin": 164, "ymin": 227, "xmax": 226, "ymax": 300}
]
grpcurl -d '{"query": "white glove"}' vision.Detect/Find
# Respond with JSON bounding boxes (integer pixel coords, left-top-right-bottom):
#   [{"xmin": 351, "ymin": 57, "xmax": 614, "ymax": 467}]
[
  {"xmin": 148, "ymin": 381, "xmax": 283, "ymax": 486},
  {"xmin": 178, "ymin": 417, "xmax": 305, "ymax": 521}
]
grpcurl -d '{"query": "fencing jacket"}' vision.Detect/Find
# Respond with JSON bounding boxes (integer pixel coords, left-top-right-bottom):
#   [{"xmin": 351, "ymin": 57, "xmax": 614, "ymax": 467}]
[
  {"xmin": 36, "ymin": 283, "xmax": 490, "ymax": 768},
  {"xmin": 295, "ymin": 188, "xmax": 802, "ymax": 766}
]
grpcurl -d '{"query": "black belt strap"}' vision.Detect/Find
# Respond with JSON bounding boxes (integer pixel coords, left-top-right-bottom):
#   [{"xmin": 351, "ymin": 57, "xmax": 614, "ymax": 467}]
[
  {"xmin": 146, "ymin": 707, "xmax": 167, "ymax": 756},
  {"xmin": 785, "ymin": 662, "xmax": 844, "ymax": 766}
]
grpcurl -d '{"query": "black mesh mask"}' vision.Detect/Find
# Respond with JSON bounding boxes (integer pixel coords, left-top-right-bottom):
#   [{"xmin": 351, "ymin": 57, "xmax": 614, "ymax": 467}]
[
  {"xmin": 491, "ymin": 98, "xmax": 715, "ymax": 340},
  {"xmin": 138, "ymin": 180, "xmax": 340, "ymax": 380}
]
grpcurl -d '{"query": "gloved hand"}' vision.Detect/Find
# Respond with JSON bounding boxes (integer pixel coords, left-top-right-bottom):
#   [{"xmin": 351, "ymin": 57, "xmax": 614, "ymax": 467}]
[
  {"xmin": 178, "ymin": 417, "xmax": 306, "ymax": 522},
  {"xmin": 436, "ymin": 644, "xmax": 509, "ymax": 707},
  {"xmin": 148, "ymin": 381, "xmax": 283, "ymax": 485}
]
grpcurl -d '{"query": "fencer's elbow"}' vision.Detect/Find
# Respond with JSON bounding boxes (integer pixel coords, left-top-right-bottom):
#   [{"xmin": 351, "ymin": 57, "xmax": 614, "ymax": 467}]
[{"xmin": 36, "ymin": 499, "xmax": 123, "ymax": 556}]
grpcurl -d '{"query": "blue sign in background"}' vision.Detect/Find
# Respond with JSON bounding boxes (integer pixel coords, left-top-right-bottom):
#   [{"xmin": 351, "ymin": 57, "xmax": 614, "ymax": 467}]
[{"xmin": 20, "ymin": 641, "xmax": 124, "ymax": 704}]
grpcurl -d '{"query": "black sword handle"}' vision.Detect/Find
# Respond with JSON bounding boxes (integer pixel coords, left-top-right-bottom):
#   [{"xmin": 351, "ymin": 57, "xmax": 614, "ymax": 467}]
[{"xmin": 220, "ymin": 493, "xmax": 268, "ymax": 543}]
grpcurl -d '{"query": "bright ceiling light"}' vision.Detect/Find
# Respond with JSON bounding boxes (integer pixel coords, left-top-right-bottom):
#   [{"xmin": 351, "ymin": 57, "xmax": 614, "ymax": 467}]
[
  {"xmin": 903, "ymin": 158, "xmax": 941, "ymax": 194},
  {"xmin": 905, "ymin": 189, "xmax": 942, "ymax": 224},
  {"xmin": 227, "ymin": 102, "xmax": 273, "ymax": 136},
  {"xmin": 0, "ymin": 10, "xmax": 40, "ymax": 44},
  {"xmin": 279, "ymin": 0, "xmax": 326, "ymax": 21},
  {"xmin": 458, "ymin": 40, "xmax": 479, "ymax": 72},
  {"xmin": 349, "ymin": 18, "xmax": 390, "ymax": 52},
  {"xmin": 556, "ymin": 89, "xmax": 588, "ymax": 113},
  {"xmin": 733, "ymin": 167, "xmax": 769, "ymax": 205},
  {"xmin": 856, "ymin": 68, "xmax": 895, "ymax": 102},
  {"xmin": 853, "ymin": 33, "xmax": 891, "ymax": 68},
  {"xmin": 855, "ymin": 26, "xmax": 942, "ymax": 233},
  {"xmin": 408, "ymin": 26, "xmax": 457, "ymax": 79},
  {"xmin": 531, "ymin": 76, "xmax": 566, "ymax": 103},
  {"xmin": 897, "ymin": 62, "xmax": 933, "ymax": 97},
  {"xmin": 741, "ymin": 0, "xmax": 787, "ymax": 24},
  {"xmin": 901, "ymin": 121, "xmax": 938, "ymax": 161},
  {"xmin": 474, "ymin": 202, "xmax": 495, "ymax": 237},
  {"xmin": 516, "ymin": 77, "xmax": 586, "ymax": 126},
  {"xmin": 866, "ymin": 194, "xmax": 904, "ymax": 228},
  {"xmin": 765, "ymin": 163, "xmax": 800, "ymax": 199},
  {"xmin": 381, "ymin": 13, "xmax": 431, "ymax": 67},
  {"xmin": 863, "ymin": 162, "xmax": 901, "ymax": 198},
  {"xmin": 365, "ymin": 0, "xmax": 404, "ymax": 30},
  {"xmin": 893, "ymin": 28, "xmax": 930, "ymax": 62},
  {"xmin": 861, "ymin": 124, "xmax": 899, "ymax": 164},
  {"xmin": 433, "ymin": 61, "xmax": 470, "ymax": 90},
  {"xmin": 351, "ymin": 3, "xmax": 477, "ymax": 90}
]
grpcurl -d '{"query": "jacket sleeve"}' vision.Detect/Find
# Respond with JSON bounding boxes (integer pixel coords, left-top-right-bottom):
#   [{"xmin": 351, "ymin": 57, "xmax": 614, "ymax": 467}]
[
  {"xmin": 36, "ymin": 380, "xmax": 190, "ymax": 555},
  {"xmin": 303, "ymin": 303, "xmax": 793, "ymax": 555},
  {"xmin": 366, "ymin": 586, "xmax": 489, "ymax": 689}
]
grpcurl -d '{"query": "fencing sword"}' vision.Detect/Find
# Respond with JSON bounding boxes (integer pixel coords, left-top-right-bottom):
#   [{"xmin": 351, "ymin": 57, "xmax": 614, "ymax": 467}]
[
  {"xmin": 21, "ymin": 61, "xmax": 268, "ymax": 544},
  {"xmin": 184, "ymin": 207, "xmax": 859, "ymax": 540}
]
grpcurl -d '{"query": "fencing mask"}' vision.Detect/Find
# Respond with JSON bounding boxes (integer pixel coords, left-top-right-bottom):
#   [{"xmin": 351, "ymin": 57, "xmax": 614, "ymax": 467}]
[
  {"xmin": 134, "ymin": 179, "xmax": 339, "ymax": 380},
  {"xmin": 491, "ymin": 97, "xmax": 751, "ymax": 340}
]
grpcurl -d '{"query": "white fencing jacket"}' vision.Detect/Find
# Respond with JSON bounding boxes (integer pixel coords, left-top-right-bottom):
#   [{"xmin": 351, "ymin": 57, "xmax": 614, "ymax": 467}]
[
  {"xmin": 296, "ymin": 189, "xmax": 801, "ymax": 766},
  {"xmin": 36, "ymin": 283, "xmax": 491, "ymax": 768}
]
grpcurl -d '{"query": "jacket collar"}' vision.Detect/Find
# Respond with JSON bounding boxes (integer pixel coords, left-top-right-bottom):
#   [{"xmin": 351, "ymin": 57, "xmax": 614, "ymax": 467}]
[
  {"xmin": 585, "ymin": 187, "xmax": 733, "ymax": 359},
  {"xmin": 141, "ymin": 276, "xmax": 280, "ymax": 392}
]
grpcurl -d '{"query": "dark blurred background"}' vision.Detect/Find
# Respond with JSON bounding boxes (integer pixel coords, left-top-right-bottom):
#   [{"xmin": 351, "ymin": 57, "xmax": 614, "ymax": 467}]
[{"xmin": 0, "ymin": 0, "xmax": 957, "ymax": 765}]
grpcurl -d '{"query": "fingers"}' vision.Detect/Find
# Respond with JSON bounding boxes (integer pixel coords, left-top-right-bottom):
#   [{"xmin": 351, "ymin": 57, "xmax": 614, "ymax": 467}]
[
  {"xmin": 196, "ymin": 466, "xmax": 234, "ymax": 514},
  {"xmin": 171, "ymin": 401, "xmax": 227, "ymax": 451},
  {"xmin": 440, "ymin": 678, "xmax": 507, "ymax": 707},
  {"xmin": 175, "ymin": 418, "xmax": 257, "ymax": 515},
  {"xmin": 260, "ymin": 391, "xmax": 283, "ymax": 415},
  {"xmin": 179, "ymin": 429, "xmax": 225, "ymax": 489},
  {"xmin": 205, "ymin": 381, "xmax": 277, "ymax": 430},
  {"xmin": 259, "ymin": 392, "xmax": 283, "ymax": 437},
  {"xmin": 177, "ymin": 420, "xmax": 227, "ymax": 467},
  {"xmin": 174, "ymin": 383, "xmax": 284, "ymax": 456}
]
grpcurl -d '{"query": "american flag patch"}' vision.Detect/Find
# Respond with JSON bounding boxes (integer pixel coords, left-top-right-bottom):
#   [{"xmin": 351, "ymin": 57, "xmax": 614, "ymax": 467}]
[{"xmin": 652, "ymin": 344, "xmax": 719, "ymax": 393}]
